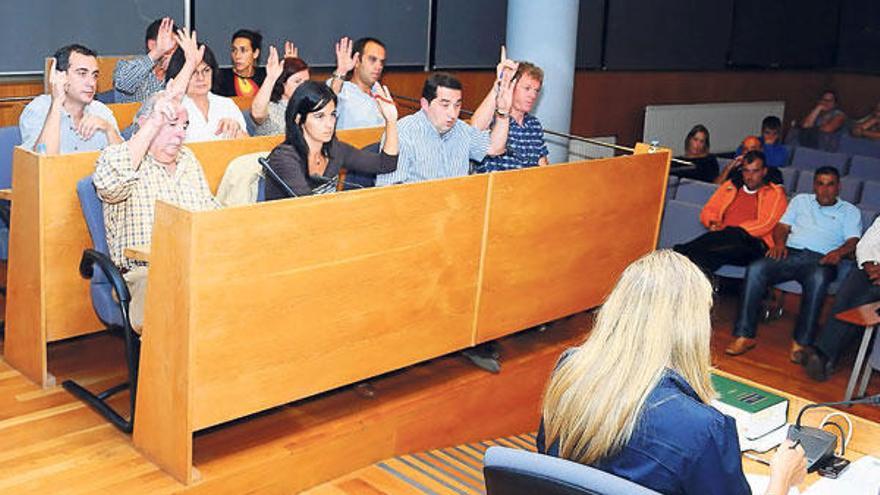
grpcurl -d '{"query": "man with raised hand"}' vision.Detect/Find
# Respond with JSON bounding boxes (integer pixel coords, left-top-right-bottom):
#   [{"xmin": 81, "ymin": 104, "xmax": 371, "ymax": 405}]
[
  {"xmin": 114, "ymin": 17, "xmax": 177, "ymax": 103},
  {"xmin": 329, "ymin": 36, "xmax": 388, "ymax": 130},
  {"xmin": 20, "ymin": 45, "xmax": 122, "ymax": 155},
  {"xmin": 94, "ymin": 29, "xmax": 218, "ymax": 331}
]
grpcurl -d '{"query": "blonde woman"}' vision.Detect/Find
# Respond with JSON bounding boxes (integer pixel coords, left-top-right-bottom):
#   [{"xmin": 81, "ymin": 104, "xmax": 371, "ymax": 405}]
[{"xmin": 538, "ymin": 250, "xmax": 806, "ymax": 495}]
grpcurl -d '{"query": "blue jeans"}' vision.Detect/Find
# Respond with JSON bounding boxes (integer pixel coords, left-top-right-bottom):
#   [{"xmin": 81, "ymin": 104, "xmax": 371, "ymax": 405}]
[{"xmin": 733, "ymin": 249, "xmax": 837, "ymax": 345}]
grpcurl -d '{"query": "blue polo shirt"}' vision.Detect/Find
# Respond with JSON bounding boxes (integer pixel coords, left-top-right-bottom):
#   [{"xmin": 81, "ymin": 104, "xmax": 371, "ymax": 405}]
[
  {"xmin": 475, "ymin": 113, "xmax": 548, "ymax": 173},
  {"xmin": 781, "ymin": 194, "xmax": 862, "ymax": 254}
]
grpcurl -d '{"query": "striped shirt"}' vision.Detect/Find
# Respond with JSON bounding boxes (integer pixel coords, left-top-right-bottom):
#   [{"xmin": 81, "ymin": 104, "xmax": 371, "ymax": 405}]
[
  {"xmin": 475, "ymin": 113, "xmax": 548, "ymax": 173},
  {"xmin": 113, "ymin": 55, "xmax": 166, "ymax": 104},
  {"xmin": 375, "ymin": 110, "xmax": 490, "ymax": 186},
  {"xmin": 93, "ymin": 143, "xmax": 220, "ymax": 270}
]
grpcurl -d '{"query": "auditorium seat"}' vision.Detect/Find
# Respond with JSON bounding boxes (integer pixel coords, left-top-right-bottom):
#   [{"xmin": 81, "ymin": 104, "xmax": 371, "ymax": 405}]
[
  {"xmin": 658, "ymin": 200, "xmax": 705, "ymax": 249},
  {"xmin": 790, "ymin": 147, "xmax": 850, "ymax": 174},
  {"xmin": 793, "ymin": 174, "xmax": 861, "ymax": 204},
  {"xmin": 674, "ymin": 179, "xmax": 718, "ymax": 204},
  {"xmin": 847, "ymin": 155, "xmax": 880, "ymax": 182},
  {"xmin": 665, "ymin": 175, "xmax": 679, "ymax": 200},
  {"xmin": 838, "ymin": 133, "xmax": 880, "ymax": 159},
  {"xmin": 860, "ymin": 181, "xmax": 880, "ymax": 210},
  {"xmin": 0, "ymin": 125, "xmax": 21, "ymax": 261},
  {"xmin": 483, "ymin": 446, "xmax": 660, "ymax": 495},
  {"xmin": 780, "ymin": 167, "xmax": 799, "ymax": 195}
]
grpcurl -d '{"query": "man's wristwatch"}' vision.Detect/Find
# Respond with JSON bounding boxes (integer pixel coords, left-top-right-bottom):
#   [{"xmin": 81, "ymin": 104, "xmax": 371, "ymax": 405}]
[
  {"xmin": 495, "ymin": 108, "xmax": 509, "ymax": 118},
  {"xmin": 331, "ymin": 71, "xmax": 345, "ymax": 81}
]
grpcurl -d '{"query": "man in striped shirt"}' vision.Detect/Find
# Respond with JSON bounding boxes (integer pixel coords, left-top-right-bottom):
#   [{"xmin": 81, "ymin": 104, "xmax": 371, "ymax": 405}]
[
  {"xmin": 473, "ymin": 61, "xmax": 549, "ymax": 172},
  {"xmin": 375, "ymin": 71, "xmax": 515, "ymax": 186},
  {"xmin": 113, "ymin": 17, "xmax": 177, "ymax": 103}
]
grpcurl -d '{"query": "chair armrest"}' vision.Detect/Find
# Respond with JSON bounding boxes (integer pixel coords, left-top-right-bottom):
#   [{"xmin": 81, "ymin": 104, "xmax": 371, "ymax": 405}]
[{"xmin": 79, "ymin": 249, "xmax": 131, "ymax": 303}]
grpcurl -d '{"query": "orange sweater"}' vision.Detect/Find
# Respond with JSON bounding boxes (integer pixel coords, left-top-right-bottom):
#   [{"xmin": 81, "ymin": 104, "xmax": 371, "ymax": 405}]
[{"xmin": 700, "ymin": 181, "xmax": 788, "ymax": 248}]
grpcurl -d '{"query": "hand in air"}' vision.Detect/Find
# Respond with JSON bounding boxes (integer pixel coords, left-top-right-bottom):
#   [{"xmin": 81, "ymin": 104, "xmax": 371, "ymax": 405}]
[
  {"xmin": 372, "ymin": 85, "xmax": 398, "ymax": 122},
  {"xmin": 153, "ymin": 17, "xmax": 178, "ymax": 57},
  {"xmin": 48, "ymin": 58, "xmax": 68, "ymax": 105},
  {"xmin": 334, "ymin": 37, "xmax": 357, "ymax": 75},
  {"xmin": 284, "ymin": 40, "xmax": 298, "ymax": 59},
  {"xmin": 265, "ymin": 46, "xmax": 283, "ymax": 81},
  {"xmin": 175, "ymin": 28, "xmax": 204, "ymax": 66}
]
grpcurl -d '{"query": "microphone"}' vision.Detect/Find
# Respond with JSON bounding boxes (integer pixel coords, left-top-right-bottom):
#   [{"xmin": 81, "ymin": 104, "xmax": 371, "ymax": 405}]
[
  {"xmin": 787, "ymin": 394, "xmax": 880, "ymax": 472},
  {"xmin": 309, "ymin": 174, "xmax": 365, "ymax": 191},
  {"xmin": 257, "ymin": 157, "xmax": 298, "ymax": 198}
]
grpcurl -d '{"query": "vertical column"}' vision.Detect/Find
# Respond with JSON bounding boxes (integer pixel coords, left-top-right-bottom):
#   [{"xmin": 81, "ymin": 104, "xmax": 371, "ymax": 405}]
[{"xmin": 507, "ymin": 0, "xmax": 579, "ymax": 163}]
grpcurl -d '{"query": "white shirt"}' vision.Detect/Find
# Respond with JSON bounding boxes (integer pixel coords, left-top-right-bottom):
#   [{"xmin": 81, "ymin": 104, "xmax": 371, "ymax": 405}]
[
  {"xmin": 857, "ymin": 215, "xmax": 880, "ymax": 267},
  {"xmin": 333, "ymin": 80, "xmax": 384, "ymax": 130},
  {"xmin": 181, "ymin": 92, "xmax": 248, "ymax": 142}
]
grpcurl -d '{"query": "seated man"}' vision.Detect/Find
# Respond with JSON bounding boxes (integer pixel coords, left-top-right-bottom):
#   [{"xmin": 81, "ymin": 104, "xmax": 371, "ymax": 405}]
[
  {"xmin": 94, "ymin": 33, "xmax": 218, "ymax": 331},
  {"xmin": 728, "ymin": 166, "xmax": 861, "ymax": 359},
  {"xmin": 113, "ymin": 17, "xmax": 177, "ymax": 103},
  {"xmin": 759, "ymin": 116, "xmax": 787, "ymax": 168},
  {"xmin": 674, "ymin": 150, "xmax": 788, "ymax": 275},
  {"xmin": 329, "ymin": 36, "xmax": 387, "ymax": 130},
  {"xmin": 805, "ymin": 215, "xmax": 880, "ymax": 381},
  {"xmin": 19, "ymin": 44, "xmax": 122, "ymax": 154},
  {"xmin": 375, "ymin": 71, "xmax": 514, "ymax": 186},
  {"xmin": 850, "ymin": 102, "xmax": 880, "ymax": 141},
  {"xmin": 472, "ymin": 60, "xmax": 549, "ymax": 172},
  {"xmin": 724, "ymin": 135, "xmax": 783, "ymax": 185},
  {"xmin": 787, "ymin": 89, "xmax": 847, "ymax": 152}
]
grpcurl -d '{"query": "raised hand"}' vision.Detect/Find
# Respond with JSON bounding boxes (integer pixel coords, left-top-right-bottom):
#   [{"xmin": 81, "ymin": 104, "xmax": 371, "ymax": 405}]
[
  {"xmin": 495, "ymin": 61, "xmax": 519, "ymax": 114},
  {"xmin": 152, "ymin": 17, "xmax": 177, "ymax": 59},
  {"xmin": 175, "ymin": 28, "xmax": 204, "ymax": 67},
  {"xmin": 372, "ymin": 85, "xmax": 398, "ymax": 122},
  {"xmin": 48, "ymin": 58, "xmax": 68, "ymax": 104},
  {"xmin": 496, "ymin": 45, "xmax": 518, "ymax": 81},
  {"xmin": 335, "ymin": 36, "xmax": 357, "ymax": 75},
  {"xmin": 215, "ymin": 118, "xmax": 245, "ymax": 139},
  {"xmin": 265, "ymin": 46, "xmax": 283, "ymax": 82},
  {"xmin": 284, "ymin": 40, "xmax": 298, "ymax": 59}
]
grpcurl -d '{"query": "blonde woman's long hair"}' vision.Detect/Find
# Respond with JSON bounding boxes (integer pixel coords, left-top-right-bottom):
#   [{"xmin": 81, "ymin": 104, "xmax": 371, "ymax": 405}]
[{"xmin": 541, "ymin": 250, "xmax": 716, "ymax": 465}]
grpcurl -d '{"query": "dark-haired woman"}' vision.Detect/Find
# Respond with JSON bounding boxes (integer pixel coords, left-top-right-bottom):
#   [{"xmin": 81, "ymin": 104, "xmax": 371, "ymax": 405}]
[
  {"xmin": 265, "ymin": 81, "xmax": 398, "ymax": 199},
  {"xmin": 251, "ymin": 46, "xmax": 310, "ymax": 136},
  {"xmin": 673, "ymin": 124, "xmax": 719, "ymax": 183},
  {"xmin": 166, "ymin": 42, "xmax": 247, "ymax": 142},
  {"xmin": 218, "ymin": 29, "xmax": 266, "ymax": 97}
]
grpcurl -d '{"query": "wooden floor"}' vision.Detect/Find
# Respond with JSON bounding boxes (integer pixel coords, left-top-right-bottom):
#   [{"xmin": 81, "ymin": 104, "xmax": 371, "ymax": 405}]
[{"xmin": 0, "ymin": 277, "xmax": 878, "ymax": 493}]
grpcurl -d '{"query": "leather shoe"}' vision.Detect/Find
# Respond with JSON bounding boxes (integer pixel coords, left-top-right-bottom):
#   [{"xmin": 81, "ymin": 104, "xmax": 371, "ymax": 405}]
[
  {"xmin": 805, "ymin": 350, "xmax": 833, "ymax": 382},
  {"xmin": 725, "ymin": 337, "xmax": 757, "ymax": 356},
  {"xmin": 790, "ymin": 342, "xmax": 807, "ymax": 364}
]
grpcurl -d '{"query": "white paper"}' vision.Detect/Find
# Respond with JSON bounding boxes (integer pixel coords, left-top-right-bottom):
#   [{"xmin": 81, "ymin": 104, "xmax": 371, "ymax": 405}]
[
  {"xmin": 746, "ymin": 474, "xmax": 799, "ymax": 495},
  {"xmin": 803, "ymin": 456, "xmax": 880, "ymax": 495}
]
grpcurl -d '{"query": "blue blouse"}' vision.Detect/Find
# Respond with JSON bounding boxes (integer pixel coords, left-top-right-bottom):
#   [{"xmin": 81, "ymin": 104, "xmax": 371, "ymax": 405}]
[{"xmin": 537, "ymin": 368, "xmax": 751, "ymax": 495}]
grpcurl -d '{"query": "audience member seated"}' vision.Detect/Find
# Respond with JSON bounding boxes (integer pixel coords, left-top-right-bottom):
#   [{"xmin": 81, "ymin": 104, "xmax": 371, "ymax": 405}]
[
  {"xmin": 375, "ymin": 71, "xmax": 513, "ymax": 186},
  {"xmin": 787, "ymin": 89, "xmax": 846, "ymax": 152},
  {"xmin": 806, "ymin": 215, "xmax": 880, "ymax": 381},
  {"xmin": 850, "ymin": 102, "xmax": 880, "ymax": 141},
  {"xmin": 674, "ymin": 151, "xmax": 787, "ymax": 275},
  {"xmin": 722, "ymin": 136, "xmax": 782, "ymax": 185},
  {"xmin": 164, "ymin": 41, "xmax": 247, "ymax": 142},
  {"xmin": 727, "ymin": 167, "xmax": 861, "ymax": 359},
  {"xmin": 251, "ymin": 45, "xmax": 309, "ymax": 136},
  {"xmin": 113, "ymin": 17, "xmax": 176, "ymax": 103},
  {"xmin": 329, "ymin": 37, "xmax": 388, "ymax": 130},
  {"xmin": 735, "ymin": 116, "xmax": 786, "ymax": 168},
  {"xmin": 217, "ymin": 29, "xmax": 266, "ymax": 97},
  {"xmin": 93, "ymin": 36, "xmax": 219, "ymax": 331},
  {"xmin": 537, "ymin": 250, "xmax": 807, "ymax": 495},
  {"xmin": 673, "ymin": 124, "xmax": 718, "ymax": 183},
  {"xmin": 264, "ymin": 81, "xmax": 398, "ymax": 199},
  {"xmin": 472, "ymin": 55, "xmax": 549, "ymax": 172},
  {"xmin": 20, "ymin": 44, "xmax": 122, "ymax": 154}
]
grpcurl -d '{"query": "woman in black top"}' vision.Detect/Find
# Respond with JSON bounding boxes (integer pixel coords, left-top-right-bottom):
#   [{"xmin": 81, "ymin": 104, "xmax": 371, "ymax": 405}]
[
  {"xmin": 265, "ymin": 81, "xmax": 398, "ymax": 199},
  {"xmin": 217, "ymin": 29, "xmax": 267, "ymax": 97},
  {"xmin": 674, "ymin": 124, "xmax": 719, "ymax": 183}
]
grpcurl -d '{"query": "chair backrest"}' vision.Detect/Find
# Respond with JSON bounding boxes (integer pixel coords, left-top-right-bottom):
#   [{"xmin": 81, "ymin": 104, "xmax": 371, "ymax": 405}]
[
  {"xmin": 0, "ymin": 126, "xmax": 22, "ymax": 189},
  {"xmin": 780, "ymin": 167, "xmax": 799, "ymax": 195},
  {"xmin": 483, "ymin": 447, "xmax": 660, "ymax": 495},
  {"xmin": 665, "ymin": 175, "xmax": 679, "ymax": 200},
  {"xmin": 838, "ymin": 132, "xmax": 880, "ymax": 159},
  {"xmin": 847, "ymin": 155, "xmax": 880, "ymax": 182},
  {"xmin": 790, "ymin": 147, "xmax": 850, "ymax": 173},
  {"xmin": 793, "ymin": 174, "xmax": 861, "ymax": 204},
  {"xmin": 860, "ymin": 208, "xmax": 878, "ymax": 234},
  {"xmin": 658, "ymin": 200, "xmax": 706, "ymax": 249},
  {"xmin": 674, "ymin": 179, "xmax": 717, "ymax": 204},
  {"xmin": 76, "ymin": 175, "xmax": 123, "ymax": 328},
  {"xmin": 860, "ymin": 181, "xmax": 880, "ymax": 210}
]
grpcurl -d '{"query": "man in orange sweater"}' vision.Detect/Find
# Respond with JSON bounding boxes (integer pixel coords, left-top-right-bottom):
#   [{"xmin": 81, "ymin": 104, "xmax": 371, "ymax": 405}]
[{"xmin": 674, "ymin": 150, "xmax": 788, "ymax": 275}]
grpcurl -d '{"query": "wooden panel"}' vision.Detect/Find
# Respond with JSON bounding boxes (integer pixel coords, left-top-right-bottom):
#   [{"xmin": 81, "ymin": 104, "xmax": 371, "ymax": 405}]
[
  {"xmin": 107, "ymin": 102, "xmax": 140, "ymax": 131},
  {"xmin": 185, "ymin": 175, "xmax": 489, "ymax": 429},
  {"xmin": 4, "ymin": 148, "xmax": 47, "ymax": 386},
  {"xmin": 133, "ymin": 202, "xmax": 195, "ymax": 485},
  {"xmin": 97, "ymin": 57, "xmax": 127, "ymax": 94},
  {"xmin": 474, "ymin": 152, "xmax": 670, "ymax": 342}
]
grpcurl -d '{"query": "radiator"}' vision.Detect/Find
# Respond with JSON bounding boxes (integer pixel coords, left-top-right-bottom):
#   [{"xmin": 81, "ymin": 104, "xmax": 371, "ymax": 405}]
[
  {"xmin": 566, "ymin": 135, "xmax": 617, "ymax": 161},
  {"xmin": 643, "ymin": 101, "xmax": 785, "ymax": 156}
]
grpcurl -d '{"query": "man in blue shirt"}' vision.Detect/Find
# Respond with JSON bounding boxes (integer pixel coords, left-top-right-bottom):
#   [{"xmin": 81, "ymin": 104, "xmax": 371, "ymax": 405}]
[
  {"xmin": 727, "ymin": 166, "xmax": 861, "ymax": 361},
  {"xmin": 20, "ymin": 44, "xmax": 122, "ymax": 154}
]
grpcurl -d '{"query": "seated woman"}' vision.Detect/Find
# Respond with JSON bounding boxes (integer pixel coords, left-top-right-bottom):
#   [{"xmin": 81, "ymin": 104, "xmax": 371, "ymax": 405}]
[
  {"xmin": 537, "ymin": 250, "xmax": 806, "ymax": 495},
  {"xmin": 674, "ymin": 124, "xmax": 719, "ymax": 182},
  {"xmin": 165, "ymin": 42, "xmax": 248, "ymax": 142},
  {"xmin": 217, "ymin": 29, "xmax": 266, "ymax": 97},
  {"xmin": 250, "ymin": 46, "xmax": 310, "ymax": 136},
  {"xmin": 265, "ymin": 81, "xmax": 398, "ymax": 199},
  {"xmin": 851, "ymin": 102, "xmax": 880, "ymax": 141}
]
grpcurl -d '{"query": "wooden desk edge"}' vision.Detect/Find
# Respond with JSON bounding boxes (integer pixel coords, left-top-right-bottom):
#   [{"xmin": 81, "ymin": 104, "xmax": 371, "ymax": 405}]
[
  {"xmin": 124, "ymin": 245, "xmax": 151, "ymax": 263},
  {"xmin": 0, "ymin": 188, "xmax": 12, "ymax": 201}
]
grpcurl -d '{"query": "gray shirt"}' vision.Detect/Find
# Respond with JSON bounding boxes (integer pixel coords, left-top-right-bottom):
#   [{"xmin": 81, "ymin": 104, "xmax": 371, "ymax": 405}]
[
  {"xmin": 19, "ymin": 94, "xmax": 119, "ymax": 153},
  {"xmin": 253, "ymin": 100, "xmax": 287, "ymax": 136},
  {"xmin": 113, "ymin": 55, "xmax": 166, "ymax": 104}
]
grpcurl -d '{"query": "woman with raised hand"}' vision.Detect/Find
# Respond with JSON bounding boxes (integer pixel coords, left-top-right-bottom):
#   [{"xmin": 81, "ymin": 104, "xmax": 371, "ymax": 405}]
[
  {"xmin": 538, "ymin": 250, "xmax": 806, "ymax": 495},
  {"xmin": 250, "ymin": 44, "xmax": 310, "ymax": 136},
  {"xmin": 265, "ymin": 81, "xmax": 398, "ymax": 199}
]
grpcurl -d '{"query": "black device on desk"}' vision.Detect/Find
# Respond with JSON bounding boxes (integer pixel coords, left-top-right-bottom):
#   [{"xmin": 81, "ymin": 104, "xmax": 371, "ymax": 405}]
[{"xmin": 788, "ymin": 394, "xmax": 880, "ymax": 472}]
